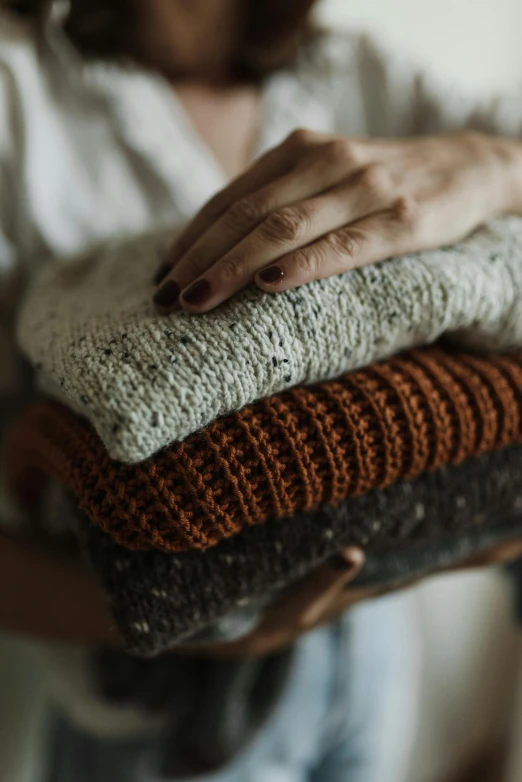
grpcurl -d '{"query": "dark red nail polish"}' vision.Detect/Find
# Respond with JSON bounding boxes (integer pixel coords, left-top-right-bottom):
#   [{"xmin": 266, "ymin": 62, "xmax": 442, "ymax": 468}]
[
  {"xmin": 153, "ymin": 280, "xmax": 180, "ymax": 309},
  {"xmin": 153, "ymin": 262, "xmax": 172, "ymax": 285},
  {"xmin": 259, "ymin": 266, "xmax": 284, "ymax": 285},
  {"xmin": 182, "ymin": 279, "xmax": 212, "ymax": 306}
]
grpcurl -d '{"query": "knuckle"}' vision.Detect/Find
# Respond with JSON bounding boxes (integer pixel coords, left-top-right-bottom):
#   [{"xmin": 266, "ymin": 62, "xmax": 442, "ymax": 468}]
[
  {"xmin": 218, "ymin": 255, "xmax": 244, "ymax": 280},
  {"xmin": 261, "ymin": 207, "xmax": 309, "ymax": 243},
  {"xmin": 327, "ymin": 228, "xmax": 364, "ymax": 259},
  {"xmin": 391, "ymin": 195, "xmax": 419, "ymax": 229},
  {"xmin": 293, "ymin": 248, "xmax": 316, "ymax": 275},
  {"xmin": 184, "ymin": 249, "xmax": 209, "ymax": 278},
  {"xmin": 324, "ymin": 138, "xmax": 358, "ymax": 168},
  {"xmin": 226, "ymin": 197, "xmax": 267, "ymax": 230},
  {"xmin": 357, "ymin": 164, "xmax": 389, "ymax": 199},
  {"xmin": 286, "ymin": 128, "xmax": 317, "ymax": 150}
]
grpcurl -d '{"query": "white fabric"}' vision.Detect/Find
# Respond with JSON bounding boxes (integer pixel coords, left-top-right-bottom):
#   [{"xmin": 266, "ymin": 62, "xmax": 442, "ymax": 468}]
[{"xmin": 0, "ymin": 8, "xmax": 521, "ymax": 735}]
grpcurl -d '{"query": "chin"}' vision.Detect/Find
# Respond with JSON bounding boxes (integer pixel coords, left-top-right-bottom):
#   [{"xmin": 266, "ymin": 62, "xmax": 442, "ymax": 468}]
[
  {"xmin": 61, "ymin": 0, "xmax": 238, "ymax": 81},
  {"xmin": 139, "ymin": 42, "xmax": 234, "ymax": 81}
]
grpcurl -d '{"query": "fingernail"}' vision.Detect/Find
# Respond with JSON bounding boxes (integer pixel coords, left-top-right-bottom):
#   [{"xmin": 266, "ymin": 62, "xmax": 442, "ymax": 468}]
[
  {"xmin": 153, "ymin": 262, "xmax": 172, "ymax": 285},
  {"xmin": 258, "ymin": 266, "xmax": 284, "ymax": 285},
  {"xmin": 332, "ymin": 548, "xmax": 365, "ymax": 571},
  {"xmin": 182, "ymin": 279, "xmax": 212, "ymax": 306},
  {"xmin": 153, "ymin": 280, "xmax": 180, "ymax": 309}
]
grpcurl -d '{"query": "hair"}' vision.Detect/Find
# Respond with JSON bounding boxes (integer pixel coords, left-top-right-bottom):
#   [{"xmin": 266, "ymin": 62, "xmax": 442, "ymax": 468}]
[{"xmin": 5, "ymin": 0, "xmax": 320, "ymax": 79}]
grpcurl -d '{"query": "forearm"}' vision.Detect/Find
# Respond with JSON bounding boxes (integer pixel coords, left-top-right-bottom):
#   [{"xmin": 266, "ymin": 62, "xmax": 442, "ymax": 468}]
[
  {"xmin": 484, "ymin": 134, "xmax": 522, "ymax": 217},
  {"xmin": 0, "ymin": 530, "xmax": 119, "ymax": 646}
]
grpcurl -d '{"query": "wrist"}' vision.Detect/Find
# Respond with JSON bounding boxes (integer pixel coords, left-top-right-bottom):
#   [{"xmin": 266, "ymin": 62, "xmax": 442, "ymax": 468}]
[{"xmin": 480, "ymin": 133, "xmax": 522, "ymax": 216}]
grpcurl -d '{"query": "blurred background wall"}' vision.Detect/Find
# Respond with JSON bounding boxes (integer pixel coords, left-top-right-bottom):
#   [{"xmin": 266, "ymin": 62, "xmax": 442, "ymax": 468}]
[
  {"xmin": 2, "ymin": 1, "xmax": 522, "ymax": 781},
  {"xmin": 319, "ymin": 0, "xmax": 522, "ymax": 91}
]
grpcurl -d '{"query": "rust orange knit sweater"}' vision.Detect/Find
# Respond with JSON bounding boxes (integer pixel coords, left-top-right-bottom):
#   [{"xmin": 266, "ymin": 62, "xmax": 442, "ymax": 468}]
[{"xmin": 8, "ymin": 346, "xmax": 522, "ymax": 553}]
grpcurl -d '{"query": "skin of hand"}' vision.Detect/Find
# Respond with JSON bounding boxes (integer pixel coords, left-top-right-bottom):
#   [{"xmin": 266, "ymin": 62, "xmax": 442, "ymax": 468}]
[
  {"xmin": 153, "ymin": 129, "xmax": 522, "ymax": 313},
  {"xmin": 0, "ymin": 531, "xmax": 119, "ymax": 646}
]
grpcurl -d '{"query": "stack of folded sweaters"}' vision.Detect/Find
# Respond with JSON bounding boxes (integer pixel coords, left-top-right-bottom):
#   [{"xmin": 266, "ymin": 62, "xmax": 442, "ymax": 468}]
[{"xmin": 7, "ymin": 217, "xmax": 522, "ymax": 772}]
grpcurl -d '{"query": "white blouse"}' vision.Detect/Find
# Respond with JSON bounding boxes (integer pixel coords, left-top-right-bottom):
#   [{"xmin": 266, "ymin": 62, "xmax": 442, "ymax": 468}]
[{"xmin": 1, "ymin": 8, "xmax": 522, "ymax": 734}]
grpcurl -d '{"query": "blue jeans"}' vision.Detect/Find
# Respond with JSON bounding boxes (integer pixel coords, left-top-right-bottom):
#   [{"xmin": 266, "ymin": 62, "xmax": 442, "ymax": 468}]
[{"xmin": 47, "ymin": 594, "xmax": 419, "ymax": 782}]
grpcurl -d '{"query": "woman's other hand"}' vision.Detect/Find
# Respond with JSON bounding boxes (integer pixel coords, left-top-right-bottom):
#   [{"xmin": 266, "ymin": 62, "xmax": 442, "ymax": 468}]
[
  {"xmin": 176, "ymin": 536, "xmax": 522, "ymax": 660},
  {"xmin": 176, "ymin": 547, "xmax": 377, "ymax": 659},
  {"xmin": 154, "ymin": 129, "xmax": 522, "ymax": 313}
]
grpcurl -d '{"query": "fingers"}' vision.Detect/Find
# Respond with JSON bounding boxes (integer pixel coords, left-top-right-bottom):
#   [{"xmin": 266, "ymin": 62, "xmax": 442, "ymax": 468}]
[
  {"xmin": 155, "ymin": 153, "xmax": 362, "ymax": 304},
  {"xmin": 174, "ymin": 548, "xmax": 366, "ymax": 660},
  {"xmin": 299, "ymin": 548, "xmax": 365, "ymax": 627},
  {"xmin": 152, "ymin": 146, "xmax": 295, "ymax": 291},
  {"xmin": 450, "ymin": 537, "xmax": 522, "ymax": 571},
  {"xmin": 154, "ymin": 172, "xmax": 397, "ymax": 314},
  {"xmin": 277, "ymin": 547, "xmax": 364, "ymax": 629},
  {"xmin": 153, "ymin": 173, "xmax": 337, "ymax": 311},
  {"xmin": 255, "ymin": 198, "xmax": 418, "ymax": 293},
  {"xmin": 152, "ymin": 133, "xmax": 378, "ymax": 313},
  {"xmin": 159, "ymin": 130, "xmax": 330, "ymax": 275},
  {"xmin": 150, "ymin": 130, "xmax": 422, "ymax": 314},
  {"xmin": 257, "ymin": 547, "xmax": 364, "ymax": 630}
]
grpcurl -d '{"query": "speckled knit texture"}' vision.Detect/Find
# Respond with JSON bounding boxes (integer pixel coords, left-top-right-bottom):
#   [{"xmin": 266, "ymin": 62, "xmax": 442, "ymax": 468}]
[
  {"xmin": 59, "ymin": 446, "xmax": 522, "ymax": 655},
  {"xmin": 8, "ymin": 346, "xmax": 522, "ymax": 555},
  {"xmin": 16, "ymin": 217, "xmax": 522, "ymax": 463}
]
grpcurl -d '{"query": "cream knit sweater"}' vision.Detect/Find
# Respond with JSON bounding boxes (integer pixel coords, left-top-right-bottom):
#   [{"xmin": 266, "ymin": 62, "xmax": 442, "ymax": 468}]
[{"xmin": 17, "ymin": 217, "xmax": 522, "ymax": 463}]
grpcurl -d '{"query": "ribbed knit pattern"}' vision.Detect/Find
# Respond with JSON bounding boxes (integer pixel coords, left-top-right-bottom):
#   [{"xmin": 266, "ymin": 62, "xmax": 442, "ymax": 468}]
[
  {"xmin": 8, "ymin": 346, "xmax": 522, "ymax": 555},
  {"xmin": 16, "ymin": 218, "xmax": 522, "ymax": 463}
]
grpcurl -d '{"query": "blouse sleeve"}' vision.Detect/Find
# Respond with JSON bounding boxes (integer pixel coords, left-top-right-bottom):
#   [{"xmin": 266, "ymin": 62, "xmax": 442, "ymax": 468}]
[
  {"xmin": 0, "ymin": 23, "xmax": 27, "ymax": 401},
  {"xmin": 0, "ymin": 70, "xmax": 19, "ymax": 278}
]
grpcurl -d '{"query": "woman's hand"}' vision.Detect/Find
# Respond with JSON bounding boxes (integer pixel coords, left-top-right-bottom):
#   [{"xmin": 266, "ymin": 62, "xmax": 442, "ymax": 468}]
[
  {"xmin": 175, "ymin": 547, "xmax": 368, "ymax": 659},
  {"xmin": 176, "ymin": 536, "xmax": 522, "ymax": 660},
  {"xmin": 153, "ymin": 129, "xmax": 522, "ymax": 314}
]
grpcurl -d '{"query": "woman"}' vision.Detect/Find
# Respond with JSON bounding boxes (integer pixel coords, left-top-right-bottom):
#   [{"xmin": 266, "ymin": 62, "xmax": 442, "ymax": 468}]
[{"xmin": 1, "ymin": 1, "xmax": 522, "ymax": 780}]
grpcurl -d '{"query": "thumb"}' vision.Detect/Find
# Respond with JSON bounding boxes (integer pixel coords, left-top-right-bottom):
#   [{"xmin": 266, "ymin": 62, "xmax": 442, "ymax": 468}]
[{"xmin": 300, "ymin": 547, "xmax": 365, "ymax": 627}]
